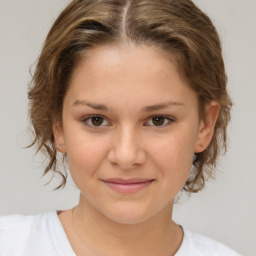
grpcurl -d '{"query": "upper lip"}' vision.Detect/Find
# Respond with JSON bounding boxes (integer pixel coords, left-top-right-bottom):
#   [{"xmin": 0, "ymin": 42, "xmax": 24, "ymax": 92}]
[{"xmin": 101, "ymin": 178, "xmax": 155, "ymax": 184}]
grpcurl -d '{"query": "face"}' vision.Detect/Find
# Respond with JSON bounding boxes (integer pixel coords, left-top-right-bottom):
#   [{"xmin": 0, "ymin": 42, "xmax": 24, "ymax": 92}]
[{"xmin": 54, "ymin": 44, "xmax": 219, "ymax": 224}]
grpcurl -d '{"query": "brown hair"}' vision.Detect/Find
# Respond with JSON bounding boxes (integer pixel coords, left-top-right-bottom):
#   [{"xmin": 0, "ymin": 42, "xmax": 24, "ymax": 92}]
[{"xmin": 28, "ymin": 0, "xmax": 232, "ymax": 192}]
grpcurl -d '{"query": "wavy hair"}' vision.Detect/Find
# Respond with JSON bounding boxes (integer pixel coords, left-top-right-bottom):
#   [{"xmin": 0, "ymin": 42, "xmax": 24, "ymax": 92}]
[{"xmin": 28, "ymin": 0, "xmax": 232, "ymax": 192}]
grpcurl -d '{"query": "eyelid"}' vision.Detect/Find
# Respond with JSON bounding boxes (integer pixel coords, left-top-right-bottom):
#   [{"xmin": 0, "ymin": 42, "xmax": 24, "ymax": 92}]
[
  {"xmin": 144, "ymin": 115, "xmax": 175, "ymax": 127},
  {"xmin": 81, "ymin": 114, "xmax": 175, "ymax": 128},
  {"xmin": 82, "ymin": 115, "xmax": 111, "ymax": 128}
]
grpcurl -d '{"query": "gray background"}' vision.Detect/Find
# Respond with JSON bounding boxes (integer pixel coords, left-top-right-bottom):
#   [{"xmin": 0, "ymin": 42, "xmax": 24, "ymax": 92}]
[{"xmin": 0, "ymin": 0, "xmax": 255, "ymax": 255}]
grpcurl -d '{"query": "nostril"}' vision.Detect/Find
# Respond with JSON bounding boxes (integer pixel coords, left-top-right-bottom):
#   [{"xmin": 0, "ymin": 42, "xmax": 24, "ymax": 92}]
[
  {"xmin": 107, "ymin": 129, "xmax": 147, "ymax": 169},
  {"xmin": 107, "ymin": 147, "xmax": 146, "ymax": 170}
]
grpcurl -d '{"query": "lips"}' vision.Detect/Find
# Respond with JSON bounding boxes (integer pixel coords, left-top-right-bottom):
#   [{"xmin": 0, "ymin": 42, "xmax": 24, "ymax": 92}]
[{"xmin": 101, "ymin": 178, "xmax": 155, "ymax": 194}]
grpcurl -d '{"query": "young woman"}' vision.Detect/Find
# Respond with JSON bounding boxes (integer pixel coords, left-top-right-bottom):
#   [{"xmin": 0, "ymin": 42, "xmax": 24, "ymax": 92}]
[{"xmin": 0, "ymin": 0, "xmax": 241, "ymax": 255}]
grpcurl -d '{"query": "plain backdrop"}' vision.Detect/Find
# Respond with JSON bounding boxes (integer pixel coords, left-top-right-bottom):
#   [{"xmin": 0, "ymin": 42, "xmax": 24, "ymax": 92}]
[{"xmin": 0, "ymin": 0, "xmax": 255, "ymax": 255}]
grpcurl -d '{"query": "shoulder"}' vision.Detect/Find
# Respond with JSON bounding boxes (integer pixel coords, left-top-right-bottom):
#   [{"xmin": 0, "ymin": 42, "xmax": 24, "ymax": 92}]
[
  {"xmin": 0, "ymin": 212, "xmax": 65, "ymax": 255},
  {"xmin": 0, "ymin": 211, "xmax": 52, "ymax": 227},
  {"xmin": 0, "ymin": 211, "xmax": 56, "ymax": 235},
  {"xmin": 176, "ymin": 228, "xmax": 241, "ymax": 256}
]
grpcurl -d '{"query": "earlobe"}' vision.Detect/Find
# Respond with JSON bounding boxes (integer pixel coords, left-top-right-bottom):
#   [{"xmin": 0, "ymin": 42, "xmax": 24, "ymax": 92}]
[
  {"xmin": 53, "ymin": 122, "xmax": 66, "ymax": 153},
  {"xmin": 194, "ymin": 101, "xmax": 220, "ymax": 153}
]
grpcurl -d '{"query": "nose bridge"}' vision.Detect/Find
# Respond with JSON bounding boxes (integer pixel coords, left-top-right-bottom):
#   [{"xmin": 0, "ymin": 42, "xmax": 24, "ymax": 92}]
[
  {"xmin": 119, "ymin": 125, "xmax": 138, "ymax": 153},
  {"xmin": 108, "ymin": 124, "xmax": 146, "ymax": 169}
]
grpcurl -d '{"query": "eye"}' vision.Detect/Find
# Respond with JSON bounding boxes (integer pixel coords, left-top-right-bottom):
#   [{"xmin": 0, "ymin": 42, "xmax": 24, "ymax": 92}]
[
  {"xmin": 145, "ymin": 116, "xmax": 174, "ymax": 127},
  {"xmin": 82, "ymin": 115, "xmax": 110, "ymax": 127}
]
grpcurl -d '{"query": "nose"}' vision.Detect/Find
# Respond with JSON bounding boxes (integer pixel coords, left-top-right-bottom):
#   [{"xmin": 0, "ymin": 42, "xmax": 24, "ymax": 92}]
[{"xmin": 107, "ymin": 126, "xmax": 146, "ymax": 170}]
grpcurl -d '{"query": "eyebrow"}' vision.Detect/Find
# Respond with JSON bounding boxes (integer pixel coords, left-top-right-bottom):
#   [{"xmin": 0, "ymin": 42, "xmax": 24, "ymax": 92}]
[
  {"xmin": 142, "ymin": 102, "xmax": 185, "ymax": 112},
  {"xmin": 73, "ymin": 100, "xmax": 185, "ymax": 112},
  {"xmin": 73, "ymin": 100, "xmax": 110, "ymax": 111}
]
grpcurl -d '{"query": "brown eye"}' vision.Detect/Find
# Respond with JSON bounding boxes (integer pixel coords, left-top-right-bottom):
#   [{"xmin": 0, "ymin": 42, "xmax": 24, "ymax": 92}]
[
  {"xmin": 83, "ymin": 116, "xmax": 109, "ymax": 127},
  {"xmin": 145, "ymin": 116, "xmax": 174, "ymax": 127},
  {"xmin": 152, "ymin": 116, "xmax": 165, "ymax": 126},
  {"xmin": 91, "ymin": 116, "xmax": 104, "ymax": 126}
]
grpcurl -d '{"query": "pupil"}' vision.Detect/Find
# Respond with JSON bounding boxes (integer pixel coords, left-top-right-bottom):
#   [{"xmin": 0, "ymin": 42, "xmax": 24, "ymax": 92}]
[
  {"xmin": 152, "ymin": 116, "xmax": 164, "ymax": 126},
  {"xmin": 92, "ymin": 117, "xmax": 103, "ymax": 126}
]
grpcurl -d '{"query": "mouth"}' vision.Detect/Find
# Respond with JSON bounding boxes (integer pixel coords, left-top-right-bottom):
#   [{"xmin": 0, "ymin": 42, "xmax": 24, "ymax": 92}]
[{"xmin": 101, "ymin": 178, "xmax": 155, "ymax": 194}]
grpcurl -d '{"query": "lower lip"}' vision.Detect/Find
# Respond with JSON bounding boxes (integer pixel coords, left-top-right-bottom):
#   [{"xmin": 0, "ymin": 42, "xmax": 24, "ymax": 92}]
[{"xmin": 103, "ymin": 181, "xmax": 153, "ymax": 194}]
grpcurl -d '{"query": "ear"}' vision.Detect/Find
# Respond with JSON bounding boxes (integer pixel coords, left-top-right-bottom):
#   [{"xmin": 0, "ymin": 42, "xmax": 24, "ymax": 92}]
[
  {"xmin": 53, "ymin": 121, "xmax": 66, "ymax": 153},
  {"xmin": 194, "ymin": 101, "xmax": 220, "ymax": 153}
]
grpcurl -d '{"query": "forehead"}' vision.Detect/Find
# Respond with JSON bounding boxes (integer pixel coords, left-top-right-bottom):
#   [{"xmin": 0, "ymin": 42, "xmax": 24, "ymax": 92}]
[
  {"xmin": 65, "ymin": 44, "xmax": 197, "ymax": 110},
  {"xmin": 73, "ymin": 44, "xmax": 182, "ymax": 81}
]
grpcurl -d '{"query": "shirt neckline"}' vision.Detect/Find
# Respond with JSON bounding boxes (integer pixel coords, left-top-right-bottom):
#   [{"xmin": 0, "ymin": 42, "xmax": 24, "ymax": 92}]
[
  {"xmin": 49, "ymin": 211, "xmax": 77, "ymax": 255},
  {"xmin": 51, "ymin": 211, "xmax": 187, "ymax": 256}
]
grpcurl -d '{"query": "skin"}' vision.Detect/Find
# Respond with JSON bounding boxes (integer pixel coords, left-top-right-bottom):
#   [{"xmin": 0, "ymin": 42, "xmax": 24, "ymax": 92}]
[{"xmin": 54, "ymin": 44, "xmax": 220, "ymax": 255}]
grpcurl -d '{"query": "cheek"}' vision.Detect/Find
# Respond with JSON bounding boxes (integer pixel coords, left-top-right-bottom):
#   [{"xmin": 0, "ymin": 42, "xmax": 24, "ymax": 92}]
[
  {"xmin": 151, "ymin": 132, "xmax": 194, "ymax": 165},
  {"xmin": 149, "ymin": 130, "xmax": 195, "ymax": 185},
  {"xmin": 65, "ymin": 134, "xmax": 109, "ymax": 182}
]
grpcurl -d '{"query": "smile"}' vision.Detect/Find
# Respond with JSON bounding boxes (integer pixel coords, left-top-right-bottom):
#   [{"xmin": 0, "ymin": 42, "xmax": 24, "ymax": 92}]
[{"xmin": 101, "ymin": 178, "xmax": 155, "ymax": 194}]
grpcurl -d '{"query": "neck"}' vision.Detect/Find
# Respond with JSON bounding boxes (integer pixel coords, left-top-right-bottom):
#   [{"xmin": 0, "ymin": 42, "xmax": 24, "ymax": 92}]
[{"xmin": 71, "ymin": 194, "xmax": 183, "ymax": 256}]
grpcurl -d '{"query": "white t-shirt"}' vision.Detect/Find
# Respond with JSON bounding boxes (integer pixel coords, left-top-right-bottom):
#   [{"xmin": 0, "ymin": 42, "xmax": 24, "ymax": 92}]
[{"xmin": 0, "ymin": 212, "xmax": 241, "ymax": 256}]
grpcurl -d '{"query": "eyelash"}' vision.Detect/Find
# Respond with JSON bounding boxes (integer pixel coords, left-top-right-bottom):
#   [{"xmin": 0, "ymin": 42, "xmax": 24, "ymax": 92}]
[{"xmin": 81, "ymin": 115, "xmax": 175, "ymax": 128}]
